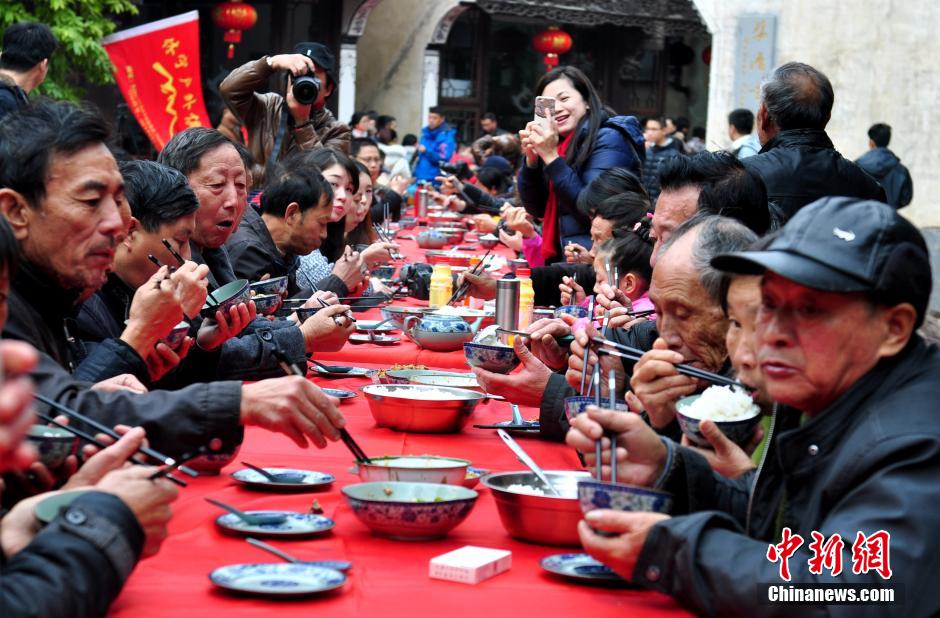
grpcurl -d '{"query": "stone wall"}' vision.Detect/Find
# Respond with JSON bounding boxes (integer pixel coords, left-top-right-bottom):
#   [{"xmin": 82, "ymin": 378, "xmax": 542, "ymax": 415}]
[
  {"xmin": 355, "ymin": 0, "xmax": 459, "ymax": 136},
  {"xmin": 695, "ymin": 0, "xmax": 940, "ymax": 228}
]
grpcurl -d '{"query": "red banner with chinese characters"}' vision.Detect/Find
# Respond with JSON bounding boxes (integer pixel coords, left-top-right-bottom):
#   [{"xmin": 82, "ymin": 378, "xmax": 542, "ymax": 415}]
[{"xmin": 102, "ymin": 11, "xmax": 211, "ymax": 150}]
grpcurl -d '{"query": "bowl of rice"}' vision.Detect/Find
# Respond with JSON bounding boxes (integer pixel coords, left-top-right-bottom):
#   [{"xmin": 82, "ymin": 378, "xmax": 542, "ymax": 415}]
[
  {"xmin": 361, "ymin": 384, "xmax": 486, "ymax": 433},
  {"xmin": 675, "ymin": 386, "xmax": 761, "ymax": 448},
  {"xmin": 481, "ymin": 470, "xmax": 589, "ymax": 546}
]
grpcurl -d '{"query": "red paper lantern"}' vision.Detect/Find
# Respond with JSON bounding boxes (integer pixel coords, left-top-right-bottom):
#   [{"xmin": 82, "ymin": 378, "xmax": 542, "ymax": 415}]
[
  {"xmin": 212, "ymin": 1, "xmax": 257, "ymax": 59},
  {"xmin": 532, "ymin": 26, "xmax": 573, "ymax": 71}
]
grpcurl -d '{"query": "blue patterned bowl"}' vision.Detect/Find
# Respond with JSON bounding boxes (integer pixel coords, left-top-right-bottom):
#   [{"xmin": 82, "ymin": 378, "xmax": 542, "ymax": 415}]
[
  {"xmin": 249, "ymin": 276, "xmax": 289, "ymax": 298},
  {"xmin": 294, "ymin": 307, "xmax": 321, "ymax": 324},
  {"xmin": 372, "ymin": 265, "xmax": 396, "ymax": 280},
  {"xmin": 380, "ymin": 305, "xmax": 428, "ymax": 329},
  {"xmin": 478, "ymin": 234, "xmax": 499, "ymax": 249},
  {"xmin": 250, "ymin": 293, "xmax": 281, "ymax": 317},
  {"xmin": 553, "ymin": 305, "xmax": 590, "ymax": 320},
  {"xmin": 201, "ymin": 279, "xmax": 250, "ymax": 319},
  {"xmin": 675, "ymin": 394, "xmax": 762, "ymax": 448},
  {"xmin": 563, "ymin": 396, "xmax": 629, "ymax": 420},
  {"xmin": 577, "ymin": 480, "xmax": 673, "ymax": 516},
  {"xmin": 161, "ymin": 320, "xmax": 190, "ymax": 349},
  {"xmin": 188, "ymin": 442, "xmax": 241, "ymax": 476},
  {"xmin": 27, "ymin": 425, "xmax": 78, "ymax": 469},
  {"xmin": 416, "ymin": 231, "xmax": 448, "ymax": 249},
  {"xmin": 341, "ymin": 481, "xmax": 478, "ymax": 540},
  {"xmin": 463, "ymin": 341, "xmax": 520, "ymax": 374}
]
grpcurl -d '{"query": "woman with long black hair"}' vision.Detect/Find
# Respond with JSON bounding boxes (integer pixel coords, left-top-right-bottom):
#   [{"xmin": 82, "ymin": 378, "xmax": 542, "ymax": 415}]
[{"xmin": 518, "ymin": 66, "xmax": 645, "ymax": 263}]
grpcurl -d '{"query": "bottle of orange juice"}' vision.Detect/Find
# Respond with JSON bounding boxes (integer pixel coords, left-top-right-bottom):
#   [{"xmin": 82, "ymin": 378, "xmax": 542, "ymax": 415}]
[
  {"xmin": 428, "ymin": 263, "xmax": 453, "ymax": 308},
  {"xmin": 516, "ymin": 268, "xmax": 534, "ymax": 329}
]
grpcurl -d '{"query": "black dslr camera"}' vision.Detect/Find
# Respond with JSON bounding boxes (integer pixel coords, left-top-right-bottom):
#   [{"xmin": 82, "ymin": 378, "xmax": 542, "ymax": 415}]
[
  {"xmin": 292, "ymin": 73, "xmax": 322, "ymax": 105},
  {"xmin": 439, "ymin": 160, "xmax": 472, "ymax": 181},
  {"xmin": 399, "ymin": 263, "xmax": 433, "ymax": 300}
]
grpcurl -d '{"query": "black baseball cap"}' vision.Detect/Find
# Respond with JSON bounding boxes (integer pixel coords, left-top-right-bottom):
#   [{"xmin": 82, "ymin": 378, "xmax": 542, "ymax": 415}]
[
  {"xmin": 292, "ymin": 42, "xmax": 336, "ymax": 87},
  {"xmin": 711, "ymin": 197, "xmax": 932, "ymax": 325}
]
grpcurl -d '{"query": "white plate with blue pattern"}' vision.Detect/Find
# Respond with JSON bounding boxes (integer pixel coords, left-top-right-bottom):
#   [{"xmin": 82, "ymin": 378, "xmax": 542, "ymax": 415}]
[
  {"xmin": 209, "ymin": 562, "xmax": 346, "ymax": 597},
  {"xmin": 231, "ymin": 468, "xmax": 335, "ymax": 492},
  {"xmin": 215, "ymin": 511, "xmax": 335, "ymax": 538},
  {"xmin": 540, "ymin": 553, "xmax": 632, "ymax": 586}
]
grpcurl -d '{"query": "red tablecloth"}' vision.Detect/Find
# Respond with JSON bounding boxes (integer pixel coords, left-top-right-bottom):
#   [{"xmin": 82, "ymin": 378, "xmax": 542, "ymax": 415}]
[
  {"xmin": 315, "ymin": 235, "xmax": 506, "ymax": 369},
  {"xmin": 107, "ymin": 232, "xmax": 690, "ymax": 617}
]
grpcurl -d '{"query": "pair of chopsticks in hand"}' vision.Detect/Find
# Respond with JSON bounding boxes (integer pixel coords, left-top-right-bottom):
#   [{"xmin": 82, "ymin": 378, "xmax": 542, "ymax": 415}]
[
  {"xmin": 590, "ymin": 336, "xmax": 747, "ymax": 389},
  {"xmin": 33, "ymin": 393, "xmax": 206, "ymax": 487},
  {"xmin": 148, "ymin": 239, "xmax": 221, "ymax": 305},
  {"xmin": 372, "ymin": 224, "xmax": 404, "ymax": 260},
  {"xmin": 589, "ymin": 365, "xmax": 619, "ymax": 484},
  {"xmin": 447, "ymin": 249, "xmax": 492, "ymax": 306},
  {"xmin": 270, "ymin": 349, "xmax": 371, "ymax": 464}
]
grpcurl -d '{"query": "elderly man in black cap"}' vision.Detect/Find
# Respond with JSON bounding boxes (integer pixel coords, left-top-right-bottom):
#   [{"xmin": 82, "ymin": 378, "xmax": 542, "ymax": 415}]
[
  {"xmin": 221, "ymin": 41, "xmax": 351, "ymax": 187},
  {"xmin": 566, "ymin": 197, "xmax": 940, "ymax": 616}
]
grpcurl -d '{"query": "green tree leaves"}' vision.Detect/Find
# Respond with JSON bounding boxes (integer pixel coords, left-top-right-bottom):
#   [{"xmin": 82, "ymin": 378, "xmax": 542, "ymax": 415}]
[{"xmin": 0, "ymin": 0, "xmax": 138, "ymax": 101}]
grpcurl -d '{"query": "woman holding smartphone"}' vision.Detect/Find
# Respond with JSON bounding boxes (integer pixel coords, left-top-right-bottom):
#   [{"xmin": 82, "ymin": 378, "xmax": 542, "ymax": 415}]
[{"xmin": 518, "ymin": 66, "xmax": 645, "ymax": 264}]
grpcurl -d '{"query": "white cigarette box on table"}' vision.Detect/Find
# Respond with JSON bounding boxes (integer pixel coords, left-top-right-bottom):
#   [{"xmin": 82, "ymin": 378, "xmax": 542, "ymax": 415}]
[{"xmin": 429, "ymin": 546, "xmax": 512, "ymax": 584}]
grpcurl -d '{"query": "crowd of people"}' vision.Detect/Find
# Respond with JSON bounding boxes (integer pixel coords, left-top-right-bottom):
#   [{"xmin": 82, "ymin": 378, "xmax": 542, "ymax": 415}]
[{"xmin": 0, "ymin": 19, "xmax": 935, "ymax": 617}]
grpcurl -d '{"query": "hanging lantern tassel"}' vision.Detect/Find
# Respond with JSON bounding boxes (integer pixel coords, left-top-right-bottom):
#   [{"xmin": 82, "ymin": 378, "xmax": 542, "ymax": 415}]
[
  {"xmin": 532, "ymin": 26, "xmax": 573, "ymax": 73},
  {"xmin": 224, "ymin": 30, "xmax": 241, "ymax": 59},
  {"xmin": 213, "ymin": 1, "xmax": 258, "ymax": 60}
]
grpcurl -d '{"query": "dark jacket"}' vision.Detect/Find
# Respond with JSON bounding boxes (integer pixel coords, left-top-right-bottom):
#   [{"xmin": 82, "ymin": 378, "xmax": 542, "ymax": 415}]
[
  {"xmin": 518, "ymin": 115, "xmax": 645, "ymax": 254},
  {"xmin": 225, "ymin": 205, "xmax": 301, "ymax": 296},
  {"xmin": 4, "ymin": 261, "xmax": 243, "ymax": 459},
  {"xmin": 371, "ymin": 186, "xmax": 403, "ymax": 223},
  {"xmin": 188, "ymin": 240, "xmax": 310, "ymax": 379},
  {"xmin": 415, "ymin": 123, "xmax": 457, "ymax": 182},
  {"xmin": 531, "ymin": 262, "xmax": 595, "ymax": 308},
  {"xmin": 220, "ymin": 57, "xmax": 351, "ymax": 187},
  {"xmin": 0, "ymin": 75, "xmax": 28, "ymax": 122},
  {"xmin": 641, "ymin": 139, "xmax": 683, "ymax": 203},
  {"xmin": 0, "ymin": 492, "xmax": 143, "ymax": 618},
  {"xmin": 460, "ymin": 182, "xmax": 506, "ymax": 215},
  {"xmin": 634, "ymin": 337, "xmax": 940, "ymax": 617},
  {"xmin": 75, "ymin": 273, "xmax": 258, "ymax": 387},
  {"xmin": 855, "ymin": 147, "xmax": 913, "ymax": 208},
  {"xmin": 743, "ymin": 129, "xmax": 886, "ymax": 224},
  {"xmin": 539, "ymin": 320, "xmax": 659, "ymax": 441}
]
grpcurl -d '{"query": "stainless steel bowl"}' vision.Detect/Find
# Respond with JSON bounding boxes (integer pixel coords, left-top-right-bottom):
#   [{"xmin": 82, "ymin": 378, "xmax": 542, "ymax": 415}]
[
  {"xmin": 481, "ymin": 470, "xmax": 589, "ymax": 546},
  {"xmin": 361, "ymin": 384, "xmax": 486, "ymax": 433}
]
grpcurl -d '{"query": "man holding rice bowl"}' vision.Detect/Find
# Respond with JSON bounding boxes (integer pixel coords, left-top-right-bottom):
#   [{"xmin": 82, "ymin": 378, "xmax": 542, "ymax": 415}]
[{"xmin": 567, "ymin": 197, "xmax": 940, "ymax": 616}]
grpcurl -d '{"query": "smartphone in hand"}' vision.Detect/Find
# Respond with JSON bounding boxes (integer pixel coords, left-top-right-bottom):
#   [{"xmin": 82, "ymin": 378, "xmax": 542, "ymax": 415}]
[{"xmin": 534, "ymin": 96, "xmax": 556, "ymax": 130}]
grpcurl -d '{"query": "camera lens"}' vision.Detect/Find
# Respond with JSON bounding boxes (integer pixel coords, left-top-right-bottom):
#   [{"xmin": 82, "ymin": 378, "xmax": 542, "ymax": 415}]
[{"xmin": 292, "ymin": 75, "xmax": 321, "ymax": 105}]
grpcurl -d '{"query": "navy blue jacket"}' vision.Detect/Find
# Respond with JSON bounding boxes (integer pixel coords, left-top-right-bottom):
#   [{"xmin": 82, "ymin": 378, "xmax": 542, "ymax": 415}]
[
  {"xmin": 518, "ymin": 114, "xmax": 645, "ymax": 255},
  {"xmin": 855, "ymin": 147, "xmax": 913, "ymax": 208}
]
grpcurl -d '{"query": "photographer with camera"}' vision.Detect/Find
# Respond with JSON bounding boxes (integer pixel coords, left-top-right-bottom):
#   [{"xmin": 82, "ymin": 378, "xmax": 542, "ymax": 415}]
[
  {"xmin": 220, "ymin": 42, "xmax": 351, "ymax": 188},
  {"xmin": 414, "ymin": 106, "xmax": 456, "ymax": 185}
]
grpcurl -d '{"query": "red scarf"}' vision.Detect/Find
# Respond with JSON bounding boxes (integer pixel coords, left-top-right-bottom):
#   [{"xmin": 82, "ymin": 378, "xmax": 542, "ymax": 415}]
[{"xmin": 541, "ymin": 132, "xmax": 574, "ymax": 261}]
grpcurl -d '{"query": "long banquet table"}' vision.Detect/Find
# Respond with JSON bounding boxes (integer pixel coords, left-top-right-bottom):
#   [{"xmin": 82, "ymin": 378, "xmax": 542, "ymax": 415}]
[{"xmin": 108, "ymin": 234, "xmax": 690, "ymax": 617}]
